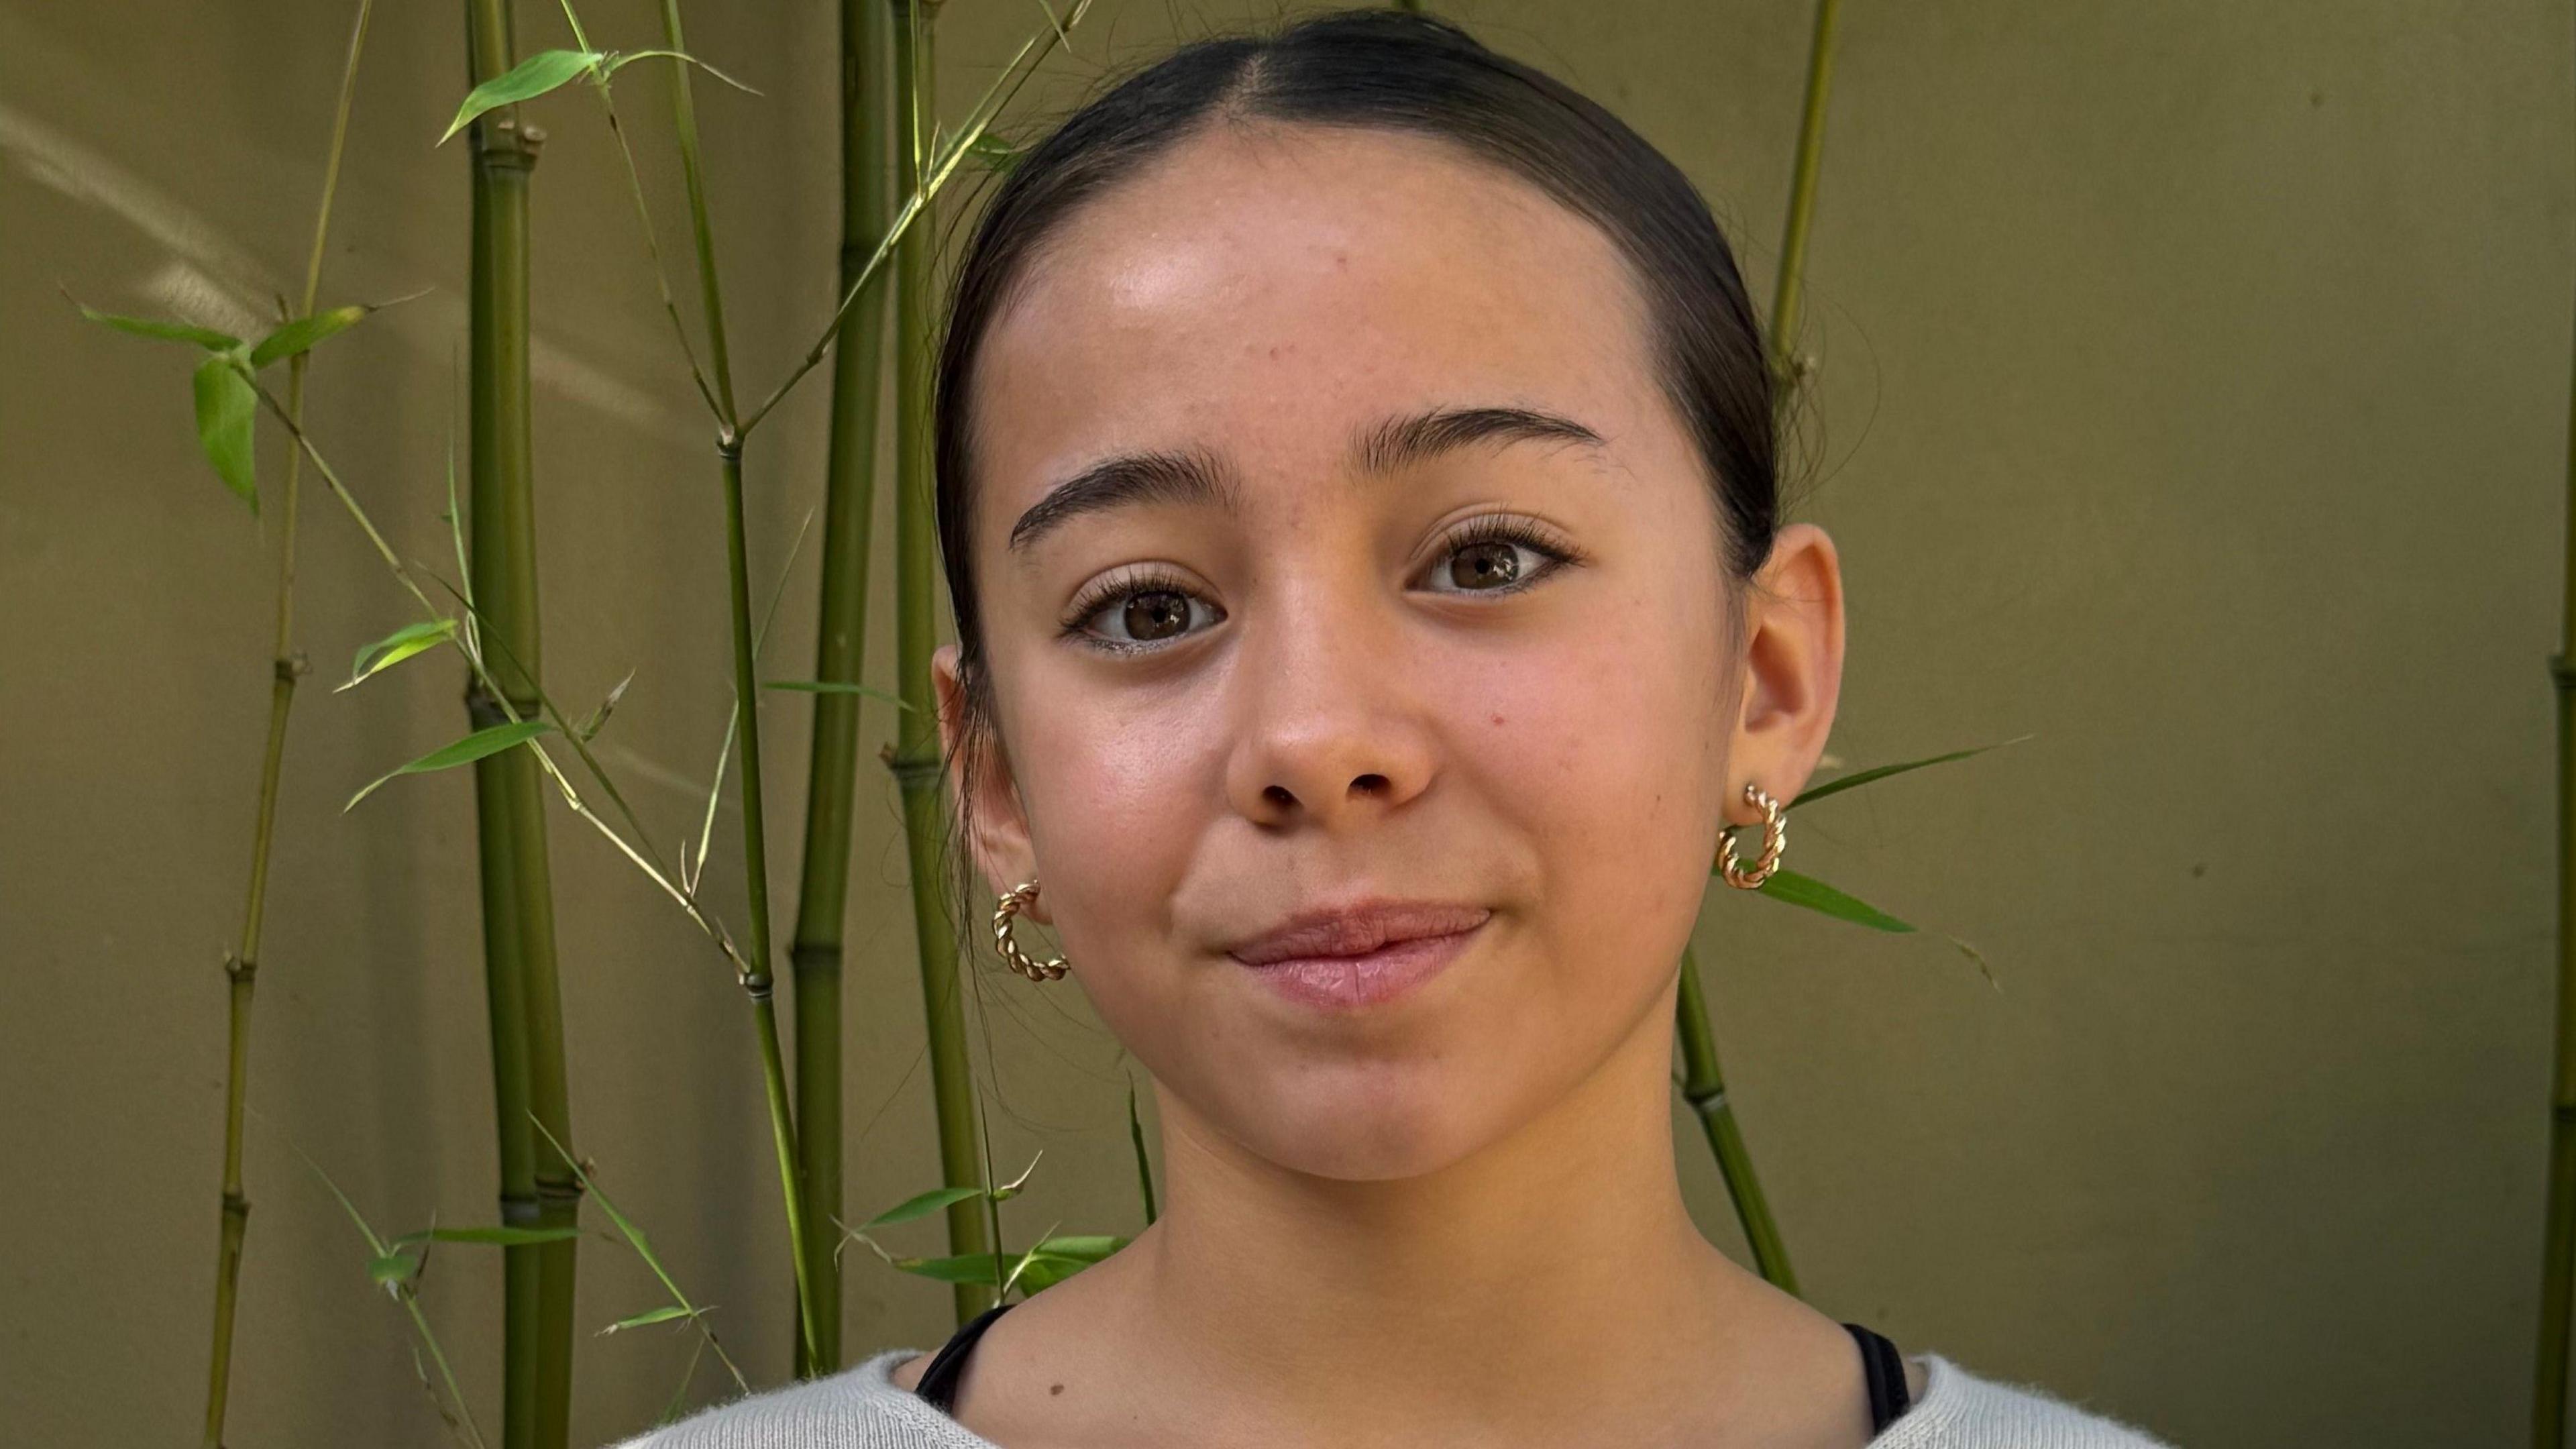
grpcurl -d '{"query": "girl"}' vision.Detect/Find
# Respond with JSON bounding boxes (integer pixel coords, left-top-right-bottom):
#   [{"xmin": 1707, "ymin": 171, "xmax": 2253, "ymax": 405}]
[{"xmin": 625, "ymin": 9, "xmax": 2174, "ymax": 1446}]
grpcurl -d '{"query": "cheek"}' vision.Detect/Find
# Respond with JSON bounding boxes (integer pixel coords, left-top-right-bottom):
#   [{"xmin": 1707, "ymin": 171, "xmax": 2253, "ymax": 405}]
[
  {"xmin": 1462, "ymin": 577, "xmax": 1732, "ymax": 953},
  {"xmin": 1006, "ymin": 674, "xmax": 1222, "ymax": 950}
]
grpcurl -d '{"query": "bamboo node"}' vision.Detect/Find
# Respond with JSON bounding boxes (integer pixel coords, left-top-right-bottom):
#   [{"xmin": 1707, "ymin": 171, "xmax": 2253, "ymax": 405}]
[
  {"xmin": 1688, "ymin": 1085, "xmax": 1729, "ymax": 1114},
  {"xmin": 221, "ymin": 1189, "xmax": 250, "ymax": 1220},
  {"xmin": 223, "ymin": 951, "xmax": 256, "ymax": 985},
  {"xmin": 500, "ymin": 1193, "xmax": 541, "ymax": 1226},
  {"xmin": 2551, "ymin": 653, "xmax": 2576, "ymax": 692},
  {"xmin": 463, "ymin": 678, "xmax": 509, "ymax": 729},
  {"xmin": 886, "ymin": 748, "xmax": 944, "ymax": 788}
]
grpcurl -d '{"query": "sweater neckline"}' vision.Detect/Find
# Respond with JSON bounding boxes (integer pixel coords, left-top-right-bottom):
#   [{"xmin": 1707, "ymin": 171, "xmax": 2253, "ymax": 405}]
[{"xmin": 848, "ymin": 1344, "xmax": 1963, "ymax": 1447}]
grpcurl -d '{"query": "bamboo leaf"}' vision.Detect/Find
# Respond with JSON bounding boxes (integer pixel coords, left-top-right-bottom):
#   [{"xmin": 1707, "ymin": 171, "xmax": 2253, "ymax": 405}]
[
  {"xmin": 439, "ymin": 50, "xmax": 604, "ymax": 144},
  {"xmin": 992, "ymin": 1148, "xmax": 1044, "ymax": 1201},
  {"xmin": 577, "ymin": 667, "xmax": 637, "ymax": 741},
  {"xmin": 1031, "ymin": 1234, "xmax": 1124, "ymax": 1262},
  {"xmin": 249, "ymin": 303, "xmax": 371, "ymax": 368},
  {"xmin": 345, "ymin": 718, "xmax": 555, "ymax": 812},
  {"xmin": 894, "ymin": 1235, "xmax": 1128, "ymax": 1288},
  {"xmin": 390, "ymin": 1225, "xmax": 581, "ymax": 1250},
  {"xmin": 338, "ymin": 618, "xmax": 458, "ymax": 693},
  {"xmin": 601, "ymin": 1305, "xmax": 696, "ymax": 1334},
  {"xmin": 192, "ymin": 354, "xmax": 258, "ymax": 513},
  {"xmin": 602, "ymin": 48, "xmax": 761, "ymax": 95},
  {"xmin": 368, "ymin": 1250, "xmax": 420, "ymax": 1287},
  {"xmin": 967, "ymin": 131, "xmax": 1023, "ymax": 174},
  {"xmin": 762, "ymin": 678, "xmax": 915, "ymax": 711},
  {"xmin": 892, "ymin": 1252, "xmax": 1016, "ymax": 1286},
  {"xmin": 1791, "ymin": 735, "xmax": 2034, "ymax": 810},
  {"xmin": 860, "ymin": 1185, "xmax": 985, "ymax": 1230},
  {"xmin": 73, "ymin": 299, "xmax": 239, "ymax": 352},
  {"xmin": 1743, "ymin": 867, "xmax": 1917, "ymax": 933}
]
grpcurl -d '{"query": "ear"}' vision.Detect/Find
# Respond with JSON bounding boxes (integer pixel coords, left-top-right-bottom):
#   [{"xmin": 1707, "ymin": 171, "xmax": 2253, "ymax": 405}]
[
  {"xmin": 1725, "ymin": 522, "xmax": 1847, "ymax": 826},
  {"xmin": 932, "ymin": 643, "xmax": 1049, "ymax": 925}
]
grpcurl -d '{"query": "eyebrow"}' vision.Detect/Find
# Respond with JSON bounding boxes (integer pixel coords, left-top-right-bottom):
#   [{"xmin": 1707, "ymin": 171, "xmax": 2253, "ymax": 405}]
[{"xmin": 1006, "ymin": 405, "xmax": 1607, "ymax": 557}]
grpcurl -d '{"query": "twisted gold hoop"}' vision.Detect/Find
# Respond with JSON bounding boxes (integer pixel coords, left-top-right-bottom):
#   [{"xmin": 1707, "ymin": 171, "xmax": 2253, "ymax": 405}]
[
  {"xmin": 993, "ymin": 879, "xmax": 1070, "ymax": 981},
  {"xmin": 1718, "ymin": 782, "xmax": 1788, "ymax": 890}
]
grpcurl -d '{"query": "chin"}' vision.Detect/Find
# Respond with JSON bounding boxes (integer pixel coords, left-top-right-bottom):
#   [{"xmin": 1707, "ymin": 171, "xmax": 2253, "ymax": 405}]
[{"xmin": 1210, "ymin": 1057, "xmax": 1519, "ymax": 1183}]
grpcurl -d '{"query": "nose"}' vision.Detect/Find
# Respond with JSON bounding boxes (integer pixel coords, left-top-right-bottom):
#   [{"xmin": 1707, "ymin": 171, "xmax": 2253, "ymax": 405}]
[{"xmin": 1222, "ymin": 580, "xmax": 1438, "ymax": 832}]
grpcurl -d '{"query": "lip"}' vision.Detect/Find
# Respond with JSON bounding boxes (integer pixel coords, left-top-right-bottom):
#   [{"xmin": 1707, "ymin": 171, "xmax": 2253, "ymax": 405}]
[{"xmin": 1226, "ymin": 900, "xmax": 1491, "ymax": 1010}]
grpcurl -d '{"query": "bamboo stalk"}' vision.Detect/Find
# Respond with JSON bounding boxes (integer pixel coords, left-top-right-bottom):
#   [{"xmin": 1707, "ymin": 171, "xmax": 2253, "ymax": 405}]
[
  {"xmin": 888, "ymin": 0, "xmax": 996, "ymax": 1327},
  {"xmin": 198, "ymin": 9, "xmax": 374, "ymax": 1446},
  {"xmin": 1674, "ymin": 947, "xmax": 1798, "ymax": 1293},
  {"xmin": 652, "ymin": 0, "xmax": 829, "ymax": 1375},
  {"xmin": 1671, "ymin": 0, "xmax": 1843, "ymax": 1296},
  {"xmin": 464, "ymin": 2, "xmax": 580, "ymax": 1444},
  {"xmin": 786, "ymin": 0, "xmax": 895, "ymax": 1373},
  {"xmin": 1765, "ymin": 0, "xmax": 1841, "ymax": 389},
  {"xmin": 2532, "ymin": 42, "xmax": 2576, "ymax": 1432}
]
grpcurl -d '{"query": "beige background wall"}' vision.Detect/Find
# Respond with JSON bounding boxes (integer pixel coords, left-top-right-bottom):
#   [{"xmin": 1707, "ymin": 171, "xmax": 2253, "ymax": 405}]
[{"xmin": 2, "ymin": 1, "xmax": 2563, "ymax": 1444}]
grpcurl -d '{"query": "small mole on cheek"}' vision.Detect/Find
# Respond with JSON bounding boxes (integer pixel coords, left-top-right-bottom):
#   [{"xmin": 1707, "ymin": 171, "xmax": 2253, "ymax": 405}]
[
  {"xmin": 1489, "ymin": 712, "xmax": 1505, "ymax": 727},
  {"xmin": 1051, "ymin": 1384, "xmax": 1065, "ymax": 1396}
]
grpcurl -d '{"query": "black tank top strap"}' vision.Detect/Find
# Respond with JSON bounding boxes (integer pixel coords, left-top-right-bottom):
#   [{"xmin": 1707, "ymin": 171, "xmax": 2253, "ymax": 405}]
[
  {"xmin": 912, "ymin": 1300, "xmax": 1016, "ymax": 1415},
  {"xmin": 918, "ymin": 1299, "xmax": 1911, "ymax": 1433},
  {"xmin": 1841, "ymin": 1320, "xmax": 1914, "ymax": 1434}
]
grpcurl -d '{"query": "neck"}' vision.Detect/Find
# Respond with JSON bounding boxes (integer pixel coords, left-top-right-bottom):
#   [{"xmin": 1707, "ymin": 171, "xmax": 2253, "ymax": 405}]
[{"xmin": 1112, "ymin": 974, "xmax": 1776, "ymax": 1440}]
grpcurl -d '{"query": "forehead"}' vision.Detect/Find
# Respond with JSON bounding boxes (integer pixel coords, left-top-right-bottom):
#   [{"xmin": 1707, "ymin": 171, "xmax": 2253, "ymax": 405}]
[{"xmin": 969, "ymin": 122, "xmax": 1666, "ymax": 525}]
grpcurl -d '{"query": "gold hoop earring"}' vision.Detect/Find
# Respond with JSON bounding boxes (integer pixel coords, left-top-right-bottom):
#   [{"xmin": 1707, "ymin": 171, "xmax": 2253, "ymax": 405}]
[
  {"xmin": 1718, "ymin": 782, "xmax": 1788, "ymax": 890},
  {"xmin": 994, "ymin": 879, "xmax": 1070, "ymax": 981}
]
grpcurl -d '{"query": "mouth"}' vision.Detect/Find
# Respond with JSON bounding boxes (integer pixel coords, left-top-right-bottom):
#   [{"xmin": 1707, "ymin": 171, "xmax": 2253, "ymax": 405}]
[{"xmin": 1225, "ymin": 900, "xmax": 1491, "ymax": 1011}]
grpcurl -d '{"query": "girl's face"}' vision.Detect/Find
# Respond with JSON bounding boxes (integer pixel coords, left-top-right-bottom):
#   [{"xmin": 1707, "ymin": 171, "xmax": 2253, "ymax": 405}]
[{"xmin": 937, "ymin": 123, "xmax": 1843, "ymax": 1183}]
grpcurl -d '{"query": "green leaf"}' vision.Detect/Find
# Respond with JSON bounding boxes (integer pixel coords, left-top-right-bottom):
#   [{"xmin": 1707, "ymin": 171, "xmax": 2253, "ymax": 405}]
[
  {"xmin": 600, "ymin": 48, "xmax": 762, "ymax": 95},
  {"xmin": 893, "ymin": 1252, "xmax": 1017, "ymax": 1286},
  {"xmin": 191, "ymin": 354, "xmax": 258, "ymax": 514},
  {"xmin": 894, "ymin": 1235, "xmax": 1128, "ymax": 1289},
  {"xmin": 601, "ymin": 1305, "xmax": 696, "ymax": 1335},
  {"xmin": 338, "ymin": 619, "xmax": 458, "ymax": 694},
  {"xmin": 1030, "ymin": 1234, "xmax": 1124, "ymax": 1263},
  {"xmin": 1791, "ymin": 735, "xmax": 2034, "ymax": 810},
  {"xmin": 1743, "ymin": 867, "xmax": 1916, "ymax": 933},
  {"xmin": 250, "ymin": 304, "xmax": 371, "ymax": 368},
  {"xmin": 74, "ymin": 301, "xmax": 239, "ymax": 352},
  {"xmin": 439, "ymin": 50, "xmax": 603, "ymax": 145},
  {"xmin": 346, "ymin": 718, "xmax": 555, "ymax": 812},
  {"xmin": 762, "ymin": 678, "xmax": 916, "ymax": 711},
  {"xmin": 861, "ymin": 1185, "xmax": 985, "ymax": 1230},
  {"xmin": 390, "ymin": 1225, "xmax": 581, "ymax": 1250},
  {"xmin": 368, "ymin": 1250, "xmax": 419, "ymax": 1287},
  {"xmin": 967, "ymin": 131, "xmax": 1024, "ymax": 175}
]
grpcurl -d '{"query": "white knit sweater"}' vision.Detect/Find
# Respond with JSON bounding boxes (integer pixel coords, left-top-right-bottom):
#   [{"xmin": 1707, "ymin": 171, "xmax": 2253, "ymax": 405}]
[{"xmin": 610, "ymin": 1346, "xmax": 2178, "ymax": 1447}]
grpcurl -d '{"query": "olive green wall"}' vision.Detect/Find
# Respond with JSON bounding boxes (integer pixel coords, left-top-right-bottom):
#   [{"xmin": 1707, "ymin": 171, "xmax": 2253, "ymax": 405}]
[{"xmin": 1, "ymin": 2, "xmax": 2561, "ymax": 1445}]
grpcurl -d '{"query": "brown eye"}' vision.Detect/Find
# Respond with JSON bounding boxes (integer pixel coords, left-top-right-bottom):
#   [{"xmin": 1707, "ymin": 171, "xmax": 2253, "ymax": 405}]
[
  {"xmin": 1123, "ymin": 590, "xmax": 1192, "ymax": 641},
  {"xmin": 1071, "ymin": 574, "xmax": 1224, "ymax": 652},
  {"xmin": 1448, "ymin": 539, "xmax": 1523, "ymax": 590},
  {"xmin": 1415, "ymin": 517, "xmax": 1579, "ymax": 597}
]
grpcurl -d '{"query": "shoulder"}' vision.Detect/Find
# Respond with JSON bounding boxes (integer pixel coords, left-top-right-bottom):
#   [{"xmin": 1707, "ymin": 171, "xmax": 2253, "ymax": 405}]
[
  {"xmin": 1874, "ymin": 1353, "xmax": 2179, "ymax": 1448},
  {"xmin": 605, "ymin": 1348, "xmax": 991, "ymax": 1449}
]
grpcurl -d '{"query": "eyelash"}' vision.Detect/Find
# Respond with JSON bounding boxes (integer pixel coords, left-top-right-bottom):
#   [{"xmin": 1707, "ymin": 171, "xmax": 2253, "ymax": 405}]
[{"xmin": 1057, "ymin": 514, "xmax": 1584, "ymax": 655}]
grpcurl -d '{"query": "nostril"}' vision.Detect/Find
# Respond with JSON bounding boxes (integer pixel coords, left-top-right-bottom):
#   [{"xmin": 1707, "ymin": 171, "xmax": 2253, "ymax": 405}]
[
  {"xmin": 1264, "ymin": 784, "xmax": 1297, "ymax": 809},
  {"xmin": 1352, "ymin": 773, "xmax": 1388, "ymax": 797}
]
